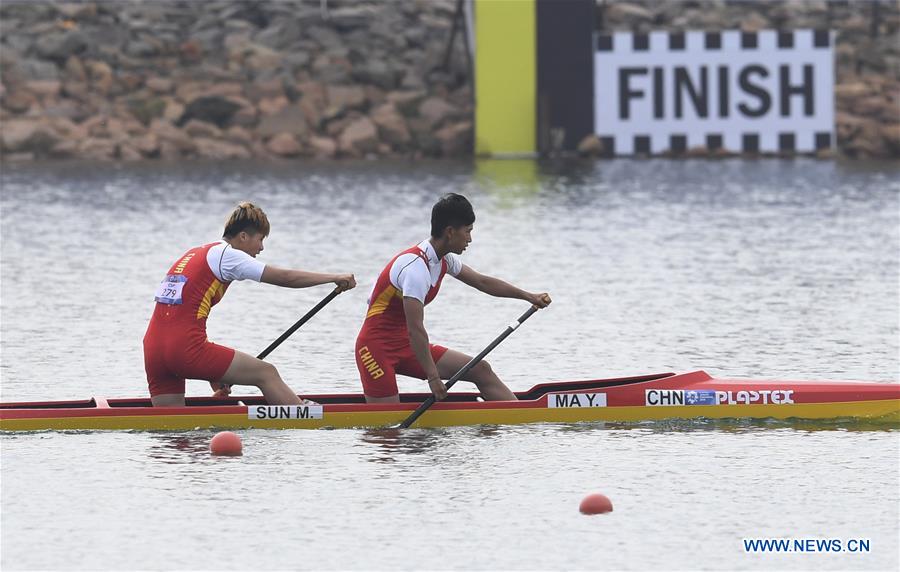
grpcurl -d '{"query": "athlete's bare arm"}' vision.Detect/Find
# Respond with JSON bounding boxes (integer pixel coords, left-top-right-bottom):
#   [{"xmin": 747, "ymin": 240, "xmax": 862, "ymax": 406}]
[
  {"xmin": 402, "ymin": 297, "xmax": 448, "ymax": 400},
  {"xmin": 455, "ymin": 265, "xmax": 551, "ymax": 308},
  {"xmin": 261, "ymin": 266, "xmax": 356, "ymax": 291}
]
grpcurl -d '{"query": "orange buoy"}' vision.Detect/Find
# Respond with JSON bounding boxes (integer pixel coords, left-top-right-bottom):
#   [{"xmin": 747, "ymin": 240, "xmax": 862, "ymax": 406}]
[
  {"xmin": 210, "ymin": 431, "xmax": 243, "ymax": 456},
  {"xmin": 579, "ymin": 493, "xmax": 613, "ymax": 515}
]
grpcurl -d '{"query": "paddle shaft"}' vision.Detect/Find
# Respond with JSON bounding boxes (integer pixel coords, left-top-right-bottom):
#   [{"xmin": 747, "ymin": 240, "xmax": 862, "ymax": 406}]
[
  {"xmin": 257, "ymin": 288, "xmax": 341, "ymax": 360},
  {"xmin": 219, "ymin": 288, "xmax": 341, "ymax": 393},
  {"xmin": 397, "ymin": 305, "xmax": 539, "ymax": 429}
]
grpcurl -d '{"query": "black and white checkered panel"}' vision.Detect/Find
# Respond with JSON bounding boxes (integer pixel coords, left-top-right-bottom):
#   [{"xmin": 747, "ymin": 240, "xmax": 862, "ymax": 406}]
[{"xmin": 594, "ymin": 30, "xmax": 834, "ymax": 156}]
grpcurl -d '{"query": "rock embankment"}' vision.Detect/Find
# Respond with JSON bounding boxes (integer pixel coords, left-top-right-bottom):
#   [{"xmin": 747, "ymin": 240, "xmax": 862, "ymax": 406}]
[
  {"xmin": 1, "ymin": 1, "xmax": 897, "ymax": 161},
  {"xmin": 0, "ymin": 0, "xmax": 473, "ymax": 161}
]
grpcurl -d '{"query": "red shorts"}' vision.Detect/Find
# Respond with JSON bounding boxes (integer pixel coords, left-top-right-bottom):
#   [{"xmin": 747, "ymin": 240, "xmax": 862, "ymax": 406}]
[
  {"xmin": 355, "ymin": 336, "xmax": 449, "ymax": 398},
  {"xmin": 143, "ymin": 327, "xmax": 235, "ymax": 397}
]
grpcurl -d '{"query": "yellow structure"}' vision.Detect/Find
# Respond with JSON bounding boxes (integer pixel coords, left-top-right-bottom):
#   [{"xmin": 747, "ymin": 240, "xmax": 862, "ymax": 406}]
[{"xmin": 474, "ymin": 0, "xmax": 536, "ymax": 156}]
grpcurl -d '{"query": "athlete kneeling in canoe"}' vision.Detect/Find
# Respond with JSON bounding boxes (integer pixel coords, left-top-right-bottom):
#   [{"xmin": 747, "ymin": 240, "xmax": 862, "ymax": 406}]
[
  {"xmin": 144, "ymin": 202, "xmax": 355, "ymax": 407},
  {"xmin": 356, "ymin": 193, "xmax": 551, "ymax": 403}
]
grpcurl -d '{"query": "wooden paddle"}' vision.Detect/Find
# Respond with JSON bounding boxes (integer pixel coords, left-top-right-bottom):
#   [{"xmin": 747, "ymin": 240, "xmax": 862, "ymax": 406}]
[{"xmin": 397, "ymin": 305, "xmax": 540, "ymax": 429}]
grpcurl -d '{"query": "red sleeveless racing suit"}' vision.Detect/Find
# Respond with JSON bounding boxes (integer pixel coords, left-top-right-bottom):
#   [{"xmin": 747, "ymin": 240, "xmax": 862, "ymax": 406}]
[
  {"xmin": 355, "ymin": 245, "xmax": 449, "ymax": 397},
  {"xmin": 143, "ymin": 242, "xmax": 236, "ymax": 396}
]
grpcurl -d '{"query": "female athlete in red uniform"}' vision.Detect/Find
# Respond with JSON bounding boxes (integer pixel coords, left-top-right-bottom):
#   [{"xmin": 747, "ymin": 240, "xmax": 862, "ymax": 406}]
[
  {"xmin": 144, "ymin": 202, "xmax": 355, "ymax": 407},
  {"xmin": 355, "ymin": 193, "xmax": 551, "ymax": 403}
]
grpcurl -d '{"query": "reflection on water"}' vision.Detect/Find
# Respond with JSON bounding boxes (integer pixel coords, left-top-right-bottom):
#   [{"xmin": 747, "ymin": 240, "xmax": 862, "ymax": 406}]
[
  {"xmin": 360, "ymin": 428, "xmax": 443, "ymax": 463},
  {"xmin": 144, "ymin": 432, "xmax": 215, "ymax": 462},
  {"xmin": 359, "ymin": 425, "xmax": 512, "ymax": 463},
  {"xmin": 547, "ymin": 416, "xmax": 900, "ymax": 435},
  {"xmin": 474, "ymin": 158, "xmax": 540, "ymax": 201}
]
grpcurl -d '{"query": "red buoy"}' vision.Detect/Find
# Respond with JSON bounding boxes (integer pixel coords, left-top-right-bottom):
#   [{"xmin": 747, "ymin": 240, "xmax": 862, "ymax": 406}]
[
  {"xmin": 210, "ymin": 431, "xmax": 243, "ymax": 456},
  {"xmin": 579, "ymin": 493, "xmax": 613, "ymax": 515}
]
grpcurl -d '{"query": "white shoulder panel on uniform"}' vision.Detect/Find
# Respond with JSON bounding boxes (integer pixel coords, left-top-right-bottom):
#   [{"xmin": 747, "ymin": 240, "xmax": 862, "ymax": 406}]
[
  {"xmin": 444, "ymin": 253, "xmax": 463, "ymax": 276},
  {"xmin": 391, "ymin": 252, "xmax": 430, "ymax": 303},
  {"xmin": 207, "ymin": 241, "xmax": 266, "ymax": 283}
]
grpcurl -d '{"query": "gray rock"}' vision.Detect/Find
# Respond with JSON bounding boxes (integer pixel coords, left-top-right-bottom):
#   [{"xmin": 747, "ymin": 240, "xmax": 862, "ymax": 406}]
[
  {"xmin": 127, "ymin": 96, "xmax": 167, "ymax": 126},
  {"xmin": 308, "ymin": 26, "xmax": 343, "ymax": 50},
  {"xmin": 328, "ymin": 7, "xmax": 378, "ymax": 32},
  {"xmin": 577, "ymin": 134, "xmax": 604, "ymax": 157},
  {"xmin": 371, "ymin": 103, "xmax": 411, "ymax": 146},
  {"xmin": 404, "ymin": 28, "xmax": 426, "ymax": 49},
  {"xmin": 189, "ymin": 28, "xmax": 225, "ymax": 53},
  {"xmin": 387, "ymin": 90, "xmax": 427, "ymax": 117},
  {"xmin": 146, "ymin": 77, "xmax": 173, "ymax": 94},
  {"xmin": 126, "ymin": 39, "xmax": 159, "ymax": 59},
  {"xmin": 1, "ymin": 90, "xmax": 35, "ymax": 114},
  {"xmin": 327, "ymin": 84, "xmax": 367, "ymax": 111},
  {"xmin": 0, "ymin": 119, "xmax": 40, "ymax": 153},
  {"xmin": 245, "ymin": 44, "xmax": 286, "ymax": 75},
  {"xmin": 150, "ymin": 119, "xmax": 197, "ymax": 154},
  {"xmin": 184, "ymin": 119, "xmax": 222, "ymax": 139},
  {"xmin": 219, "ymin": 3, "xmax": 270, "ymax": 29},
  {"xmin": 48, "ymin": 139, "xmax": 80, "ymax": 159},
  {"xmin": 283, "ymin": 52, "xmax": 311, "ymax": 74},
  {"xmin": 119, "ymin": 142, "xmax": 145, "ymax": 161},
  {"xmin": 56, "ymin": 3, "xmax": 100, "ymax": 20},
  {"xmin": 435, "ymin": 121, "xmax": 471, "ymax": 156},
  {"xmin": 194, "ymin": 137, "xmax": 251, "ymax": 159},
  {"xmin": 81, "ymin": 23, "xmax": 130, "ymax": 50},
  {"xmin": 308, "ymin": 135, "xmax": 337, "ymax": 158},
  {"xmin": 17, "ymin": 58, "xmax": 60, "ymax": 81},
  {"xmin": 266, "ymin": 132, "xmax": 302, "ymax": 157},
  {"xmin": 43, "ymin": 100, "xmax": 91, "ymax": 122},
  {"xmin": 407, "ymin": 116, "xmax": 441, "ymax": 157},
  {"xmin": 352, "ymin": 60, "xmax": 401, "ymax": 90},
  {"xmin": 1, "ymin": 119, "xmax": 58, "ymax": 153},
  {"xmin": 35, "ymin": 30, "xmax": 88, "ymax": 63},
  {"xmin": 178, "ymin": 95, "xmax": 242, "ymax": 128},
  {"xmin": 255, "ymin": 19, "xmax": 303, "ymax": 50},
  {"xmin": 400, "ymin": 71, "xmax": 426, "ymax": 91},
  {"xmin": 64, "ymin": 56, "xmax": 87, "ymax": 82},
  {"xmin": 26, "ymin": 79, "xmax": 60, "ymax": 97},
  {"xmin": 224, "ymin": 125, "xmax": 253, "ymax": 146},
  {"xmin": 338, "ymin": 115, "xmax": 379, "ymax": 156},
  {"xmin": 257, "ymin": 104, "xmax": 309, "ymax": 138},
  {"xmin": 3, "ymin": 33, "xmax": 33, "ymax": 54},
  {"xmin": 78, "ymin": 138, "xmax": 118, "ymax": 160},
  {"xmin": 246, "ymin": 77, "xmax": 286, "ymax": 102},
  {"xmin": 418, "ymin": 96, "xmax": 458, "ymax": 129}
]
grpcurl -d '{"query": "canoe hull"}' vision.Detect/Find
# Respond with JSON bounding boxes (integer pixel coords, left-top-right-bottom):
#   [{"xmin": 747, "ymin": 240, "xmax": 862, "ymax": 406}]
[
  {"xmin": 2, "ymin": 371, "xmax": 898, "ymax": 431},
  {"xmin": 1, "ymin": 400, "xmax": 898, "ymax": 431}
]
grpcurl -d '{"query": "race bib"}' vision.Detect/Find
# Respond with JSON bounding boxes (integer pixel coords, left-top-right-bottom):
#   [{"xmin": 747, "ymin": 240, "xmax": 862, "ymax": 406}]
[{"xmin": 154, "ymin": 275, "xmax": 187, "ymax": 305}]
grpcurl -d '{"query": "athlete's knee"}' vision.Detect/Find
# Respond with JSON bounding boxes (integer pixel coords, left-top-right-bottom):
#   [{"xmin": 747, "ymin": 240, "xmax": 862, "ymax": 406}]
[
  {"xmin": 256, "ymin": 361, "xmax": 282, "ymax": 384},
  {"xmin": 474, "ymin": 360, "xmax": 494, "ymax": 378},
  {"xmin": 470, "ymin": 360, "xmax": 498, "ymax": 386}
]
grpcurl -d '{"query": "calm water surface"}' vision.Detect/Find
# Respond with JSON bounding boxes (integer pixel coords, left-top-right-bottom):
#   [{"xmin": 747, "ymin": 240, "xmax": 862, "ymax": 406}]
[{"xmin": 1, "ymin": 159, "xmax": 898, "ymax": 571}]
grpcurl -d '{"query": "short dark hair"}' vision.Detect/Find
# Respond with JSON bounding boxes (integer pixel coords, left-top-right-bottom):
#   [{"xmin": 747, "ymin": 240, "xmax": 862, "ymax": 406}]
[
  {"xmin": 223, "ymin": 202, "xmax": 270, "ymax": 238},
  {"xmin": 431, "ymin": 193, "xmax": 475, "ymax": 238}
]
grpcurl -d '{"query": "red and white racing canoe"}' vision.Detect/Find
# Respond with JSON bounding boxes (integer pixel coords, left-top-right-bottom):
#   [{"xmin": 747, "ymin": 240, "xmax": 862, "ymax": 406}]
[{"xmin": 0, "ymin": 371, "xmax": 897, "ymax": 431}]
